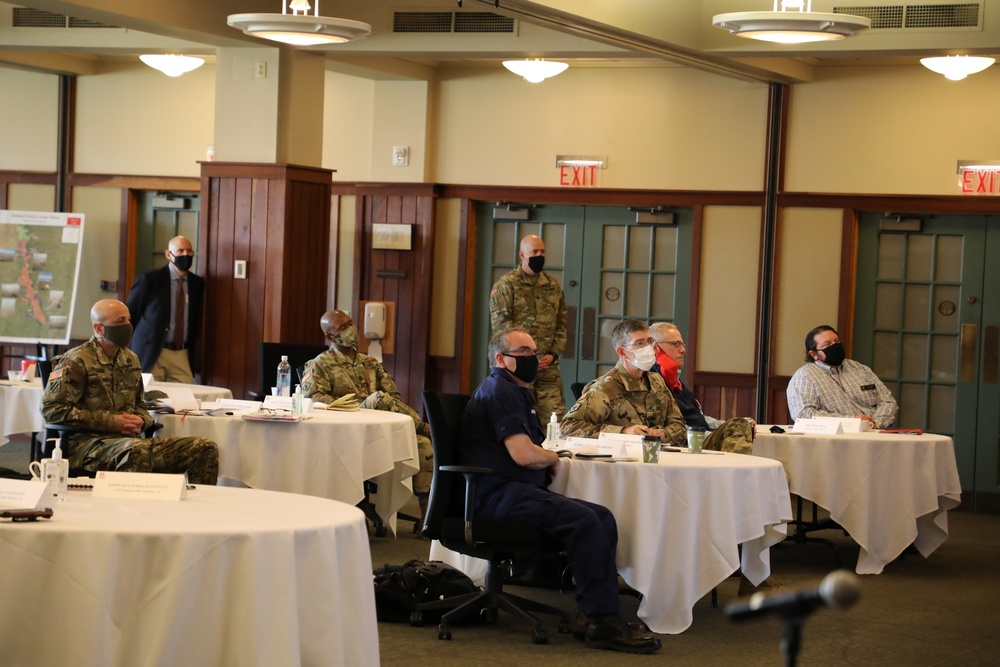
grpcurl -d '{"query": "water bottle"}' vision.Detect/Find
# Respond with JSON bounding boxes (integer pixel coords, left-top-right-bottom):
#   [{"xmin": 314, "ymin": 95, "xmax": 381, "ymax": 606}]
[
  {"xmin": 544, "ymin": 413, "xmax": 562, "ymax": 450},
  {"xmin": 276, "ymin": 355, "xmax": 292, "ymax": 397}
]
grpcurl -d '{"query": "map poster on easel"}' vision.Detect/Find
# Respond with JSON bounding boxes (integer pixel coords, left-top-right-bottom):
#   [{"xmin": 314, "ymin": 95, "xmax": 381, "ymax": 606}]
[{"xmin": 0, "ymin": 210, "xmax": 85, "ymax": 345}]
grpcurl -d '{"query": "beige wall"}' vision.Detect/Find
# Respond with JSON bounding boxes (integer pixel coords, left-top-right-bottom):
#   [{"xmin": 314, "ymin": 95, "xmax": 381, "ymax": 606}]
[
  {"xmin": 697, "ymin": 206, "xmax": 761, "ymax": 374},
  {"xmin": 75, "ymin": 61, "xmax": 215, "ymax": 176},
  {"xmin": 786, "ymin": 64, "xmax": 1000, "ymax": 195},
  {"xmin": 0, "ymin": 68, "xmax": 59, "ymax": 172},
  {"xmin": 430, "ymin": 198, "xmax": 461, "ymax": 357},
  {"xmin": 7, "ymin": 184, "xmax": 55, "ymax": 213},
  {"xmin": 335, "ymin": 195, "xmax": 357, "ymax": 316},
  {"xmin": 324, "ymin": 73, "xmax": 374, "ymax": 181},
  {"xmin": 773, "ymin": 208, "xmax": 843, "ymax": 376},
  {"xmin": 432, "ymin": 66, "xmax": 769, "ymax": 189},
  {"xmin": 67, "ymin": 186, "xmax": 125, "ymax": 339}
]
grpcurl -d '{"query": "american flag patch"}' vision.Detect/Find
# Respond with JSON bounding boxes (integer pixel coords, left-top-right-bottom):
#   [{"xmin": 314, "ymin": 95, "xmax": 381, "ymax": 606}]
[
  {"xmin": 302, "ymin": 370, "xmax": 311, "ymax": 383},
  {"xmin": 49, "ymin": 369, "xmax": 63, "ymax": 380}
]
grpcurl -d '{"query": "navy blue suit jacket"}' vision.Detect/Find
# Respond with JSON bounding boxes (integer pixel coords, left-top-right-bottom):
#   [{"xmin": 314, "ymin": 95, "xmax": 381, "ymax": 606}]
[{"xmin": 126, "ymin": 265, "xmax": 205, "ymax": 373}]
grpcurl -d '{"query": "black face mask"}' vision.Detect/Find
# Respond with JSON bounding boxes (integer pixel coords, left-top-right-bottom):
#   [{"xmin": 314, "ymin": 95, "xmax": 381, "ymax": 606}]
[
  {"xmin": 503, "ymin": 353, "xmax": 539, "ymax": 384},
  {"xmin": 527, "ymin": 255, "xmax": 545, "ymax": 274},
  {"xmin": 171, "ymin": 254, "xmax": 194, "ymax": 272},
  {"xmin": 820, "ymin": 342, "xmax": 846, "ymax": 366}
]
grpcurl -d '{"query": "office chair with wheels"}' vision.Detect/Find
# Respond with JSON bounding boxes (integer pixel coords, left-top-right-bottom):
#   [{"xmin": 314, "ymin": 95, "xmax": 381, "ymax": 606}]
[
  {"xmin": 412, "ymin": 391, "xmax": 569, "ymax": 644},
  {"xmin": 570, "ymin": 382, "xmax": 587, "ymax": 401}
]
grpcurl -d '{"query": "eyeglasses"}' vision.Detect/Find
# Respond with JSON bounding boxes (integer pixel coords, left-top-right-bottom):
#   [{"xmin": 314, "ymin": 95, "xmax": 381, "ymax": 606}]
[
  {"xmin": 501, "ymin": 347, "xmax": 543, "ymax": 358},
  {"xmin": 658, "ymin": 340, "xmax": 686, "ymax": 349},
  {"xmin": 623, "ymin": 337, "xmax": 656, "ymax": 349}
]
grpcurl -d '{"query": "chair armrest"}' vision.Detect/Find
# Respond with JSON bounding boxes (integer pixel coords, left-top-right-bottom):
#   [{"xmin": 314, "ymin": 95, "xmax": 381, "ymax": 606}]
[
  {"xmin": 42, "ymin": 423, "xmax": 77, "ymax": 433},
  {"xmin": 144, "ymin": 422, "xmax": 164, "ymax": 438},
  {"xmin": 439, "ymin": 465, "xmax": 494, "ymax": 547},
  {"xmin": 247, "ymin": 391, "xmax": 265, "ymax": 401}
]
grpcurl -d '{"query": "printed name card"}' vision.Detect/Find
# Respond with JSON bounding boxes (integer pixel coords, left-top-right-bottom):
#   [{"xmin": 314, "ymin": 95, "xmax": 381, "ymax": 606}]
[
  {"xmin": 792, "ymin": 417, "xmax": 843, "ymax": 434},
  {"xmin": 0, "ymin": 479, "xmax": 52, "ymax": 509},
  {"xmin": 597, "ymin": 431, "xmax": 643, "ymax": 458},
  {"xmin": 837, "ymin": 418, "xmax": 867, "ymax": 433},
  {"xmin": 92, "ymin": 471, "xmax": 187, "ymax": 501},
  {"xmin": 262, "ymin": 395, "xmax": 294, "ymax": 411}
]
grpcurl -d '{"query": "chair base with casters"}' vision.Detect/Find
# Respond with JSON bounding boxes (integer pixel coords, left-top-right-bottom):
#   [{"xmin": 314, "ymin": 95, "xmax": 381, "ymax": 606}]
[
  {"xmin": 786, "ymin": 496, "xmax": 843, "ymax": 568},
  {"xmin": 358, "ymin": 481, "xmax": 422, "ymax": 537}
]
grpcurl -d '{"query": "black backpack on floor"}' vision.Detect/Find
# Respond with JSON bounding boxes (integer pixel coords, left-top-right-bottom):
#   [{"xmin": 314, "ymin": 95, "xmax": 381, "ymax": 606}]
[{"xmin": 373, "ymin": 559, "xmax": 478, "ymax": 623}]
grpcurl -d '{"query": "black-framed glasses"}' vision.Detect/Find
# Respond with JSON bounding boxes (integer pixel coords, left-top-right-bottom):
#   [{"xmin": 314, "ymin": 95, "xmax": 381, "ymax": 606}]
[{"xmin": 501, "ymin": 347, "xmax": 543, "ymax": 358}]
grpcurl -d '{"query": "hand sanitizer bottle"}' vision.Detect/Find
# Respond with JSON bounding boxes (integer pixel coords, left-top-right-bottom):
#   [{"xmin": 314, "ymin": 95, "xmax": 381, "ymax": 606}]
[
  {"xmin": 291, "ymin": 384, "xmax": 302, "ymax": 417},
  {"xmin": 544, "ymin": 413, "xmax": 562, "ymax": 450},
  {"xmin": 43, "ymin": 438, "xmax": 69, "ymax": 502}
]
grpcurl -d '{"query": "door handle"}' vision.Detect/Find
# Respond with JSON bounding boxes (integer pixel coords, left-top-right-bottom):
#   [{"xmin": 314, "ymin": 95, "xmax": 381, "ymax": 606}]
[
  {"xmin": 960, "ymin": 323, "xmax": 977, "ymax": 383},
  {"xmin": 581, "ymin": 307, "xmax": 596, "ymax": 360}
]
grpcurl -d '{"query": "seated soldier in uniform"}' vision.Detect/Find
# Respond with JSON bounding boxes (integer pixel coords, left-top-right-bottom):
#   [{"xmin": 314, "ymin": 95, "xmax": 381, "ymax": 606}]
[
  {"xmin": 561, "ymin": 319, "xmax": 687, "ymax": 445},
  {"xmin": 649, "ymin": 322, "xmax": 756, "ymax": 455},
  {"xmin": 41, "ymin": 299, "xmax": 219, "ymax": 484},
  {"xmin": 301, "ymin": 309, "xmax": 433, "ymax": 522}
]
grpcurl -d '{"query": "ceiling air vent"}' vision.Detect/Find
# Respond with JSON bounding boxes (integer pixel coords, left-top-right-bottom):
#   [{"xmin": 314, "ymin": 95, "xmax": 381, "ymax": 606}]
[
  {"xmin": 393, "ymin": 10, "xmax": 515, "ymax": 34},
  {"xmin": 833, "ymin": 3, "xmax": 981, "ymax": 29},
  {"xmin": 12, "ymin": 6, "xmax": 120, "ymax": 29}
]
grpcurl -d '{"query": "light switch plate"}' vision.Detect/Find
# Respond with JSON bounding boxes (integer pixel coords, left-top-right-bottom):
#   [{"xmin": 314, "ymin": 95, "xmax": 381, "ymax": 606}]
[{"xmin": 234, "ymin": 260, "xmax": 247, "ymax": 279}]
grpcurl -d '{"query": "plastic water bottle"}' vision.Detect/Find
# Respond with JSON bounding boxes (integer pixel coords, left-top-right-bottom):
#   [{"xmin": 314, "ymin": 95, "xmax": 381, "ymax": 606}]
[
  {"xmin": 544, "ymin": 413, "xmax": 562, "ymax": 450},
  {"xmin": 276, "ymin": 355, "xmax": 292, "ymax": 397}
]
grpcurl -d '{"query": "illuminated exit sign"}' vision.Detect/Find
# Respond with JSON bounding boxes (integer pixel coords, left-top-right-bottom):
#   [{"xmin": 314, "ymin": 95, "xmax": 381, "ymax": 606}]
[
  {"xmin": 957, "ymin": 160, "xmax": 1000, "ymax": 195},
  {"xmin": 556, "ymin": 155, "xmax": 606, "ymax": 188}
]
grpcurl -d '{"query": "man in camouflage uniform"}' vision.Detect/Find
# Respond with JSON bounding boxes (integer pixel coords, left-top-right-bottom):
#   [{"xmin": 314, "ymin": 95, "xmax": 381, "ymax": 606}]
[
  {"xmin": 40, "ymin": 299, "xmax": 218, "ymax": 484},
  {"xmin": 490, "ymin": 234, "xmax": 568, "ymax": 424},
  {"xmin": 649, "ymin": 322, "xmax": 755, "ymax": 455},
  {"xmin": 301, "ymin": 309, "xmax": 434, "ymax": 517},
  {"xmin": 562, "ymin": 320, "xmax": 687, "ymax": 445}
]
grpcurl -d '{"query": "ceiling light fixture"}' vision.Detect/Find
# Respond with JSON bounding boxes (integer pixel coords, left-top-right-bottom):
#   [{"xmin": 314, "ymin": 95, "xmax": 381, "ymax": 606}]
[
  {"xmin": 227, "ymin": 0, "xmax": 371, "ymax": 46},
  {"xmin": 502, "ymin": 59, "xmax": 569, "ymax": 83},
  {"xmin": 139, "ymin": 54, "xmax": 206, "ymax": 77},
  {"xmin": 712, "ymin": 1, "xmax": 871, "ymax": 44},
  {"xmin": 920, "ymin": 56, "xmax": 995, "ymax": 81}
]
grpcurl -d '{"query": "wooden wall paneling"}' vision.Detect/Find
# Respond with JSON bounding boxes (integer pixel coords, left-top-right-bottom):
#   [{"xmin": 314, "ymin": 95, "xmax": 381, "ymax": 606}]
[
  {"xmin": 458, "ymin": 200, "xmax": 476, "ymax": 393},
  {"xmin": 263, "ymin": 177, "xmax": 285, "ymax": 343},
  {"xmin": 118, "ymin": 189, "xmax": 137, "ymax": 301},
  {"xmin": 208, "ymin": 176, "xmax": 237, "ymax": 388},
  {"xmin": 408, "ymin": 194, "xmax": 435, "ymax": 404}
]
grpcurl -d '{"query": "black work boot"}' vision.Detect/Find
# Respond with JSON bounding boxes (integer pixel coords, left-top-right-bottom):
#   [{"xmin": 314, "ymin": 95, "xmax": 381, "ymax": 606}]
[
  {"xmin": 570, "ymin": 610, "xmax": 650, "ymax": 641},
  {"xmin": 585, "ymin": 615, "xmax": 661, "ymax": 654}
]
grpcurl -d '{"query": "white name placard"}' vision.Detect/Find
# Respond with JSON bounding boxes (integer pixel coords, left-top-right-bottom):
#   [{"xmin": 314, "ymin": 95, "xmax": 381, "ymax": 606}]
[
  {"xmin": 92, "ymin": 471, "xmax": 187, "ymax": 501},
  {"xmin": 792, "ymin": 417, "xmax": 843, "ymax": 434},
  {"xmin": 0, "ymin": 478, "xmax": 52, "ymax": 509},
  {"xmin": 262, "ymin": 395, "xmax": 293, "ymax": 411},
  {"xmin": 597, "ymin": 431, "xmax": 643, "ymax": 458}
]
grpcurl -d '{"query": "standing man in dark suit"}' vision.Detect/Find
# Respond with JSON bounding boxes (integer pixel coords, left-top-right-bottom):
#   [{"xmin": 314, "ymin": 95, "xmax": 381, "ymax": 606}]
[{"xmin": 126, "ymin": 235, "xmax": 205, "ymax": 383}]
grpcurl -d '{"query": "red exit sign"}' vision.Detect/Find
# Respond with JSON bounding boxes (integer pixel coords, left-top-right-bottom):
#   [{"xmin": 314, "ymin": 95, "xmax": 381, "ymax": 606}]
[
  {"xmin": 558, "ymin": 164, "xmax": 600, "ymax": 187},
  {"xmin": 959, "ymin": 168, "xmax": 1000, "ymax": 195}
]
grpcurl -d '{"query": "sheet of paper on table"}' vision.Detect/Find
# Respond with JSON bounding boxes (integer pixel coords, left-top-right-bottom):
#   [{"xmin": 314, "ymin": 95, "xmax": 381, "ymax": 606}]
[{"xmin": 153, "ymin": 386, "xmax": 199, "ymax": 412}]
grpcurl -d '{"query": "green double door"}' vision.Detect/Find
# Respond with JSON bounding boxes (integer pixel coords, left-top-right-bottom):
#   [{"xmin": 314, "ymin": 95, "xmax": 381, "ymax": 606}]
[
  {"xmin": 855, "ymin": 214, "xmax": 1000, "ymax": 508},
  {"xmin": 472, "ymin": 204, "xmax": 692, "ymax": 408}
]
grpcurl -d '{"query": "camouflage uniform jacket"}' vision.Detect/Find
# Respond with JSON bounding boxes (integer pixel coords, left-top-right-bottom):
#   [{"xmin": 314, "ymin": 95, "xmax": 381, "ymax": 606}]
[
  {"xmin": 301, "ymin": 347, "xmax": 400, "ymax": 404},
  {"xmin": 490, "ymin": 266, "xmax": 568, "ymax": 358},
  {"xmin": 41, "ymin": 338, "xmax": 154, "ymax": 438},
  {"xmin": 561, "ymin": 361, "xmax": 687, "ymax": 445}
]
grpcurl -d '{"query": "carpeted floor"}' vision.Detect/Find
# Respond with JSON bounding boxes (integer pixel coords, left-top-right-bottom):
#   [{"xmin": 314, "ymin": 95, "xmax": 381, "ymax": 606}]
[{"xmin": 5, "ymin": 436, "xmax": 999, "ymax": 666}]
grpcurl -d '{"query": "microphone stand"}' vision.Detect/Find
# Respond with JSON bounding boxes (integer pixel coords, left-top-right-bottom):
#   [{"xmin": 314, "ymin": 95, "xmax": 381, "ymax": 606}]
[{"xmin": 780, "ymin": 613, "xmax": 806, "ymax": 667}]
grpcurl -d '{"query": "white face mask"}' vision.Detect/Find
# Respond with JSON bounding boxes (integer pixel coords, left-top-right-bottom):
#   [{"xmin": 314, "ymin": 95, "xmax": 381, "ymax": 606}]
[{"xmin": 630, "ymin": 345, "xmax": 657, "ymax": 372}]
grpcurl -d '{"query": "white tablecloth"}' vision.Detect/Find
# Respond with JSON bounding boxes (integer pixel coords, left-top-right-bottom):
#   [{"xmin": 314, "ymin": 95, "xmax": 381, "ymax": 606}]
[
  {"xmin": 156, "ymin": 408, "xmax": 419, "ymax": 532},
  {"xmin": 432, "ymin": 451, "xmax": 791, "ymax": 634},
  {"xmin": 0, "ymin": 485, "xmax": 379, "ymax": 667},
  {"xmin": 0, "ymin": 379, "xmax": 233, "ymax": 441},
  {"xmin": 752, "ymin": 430, "xmax": 962, "ymax": 574}
]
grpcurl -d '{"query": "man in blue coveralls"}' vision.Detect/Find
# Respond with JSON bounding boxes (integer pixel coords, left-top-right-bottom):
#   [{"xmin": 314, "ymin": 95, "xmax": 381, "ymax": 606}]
[{"xmin": 459, "ymin": 327, "xmax": 661, "ymax": 654}]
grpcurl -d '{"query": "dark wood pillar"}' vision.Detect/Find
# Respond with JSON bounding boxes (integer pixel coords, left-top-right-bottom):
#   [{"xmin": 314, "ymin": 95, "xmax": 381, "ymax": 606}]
[{"xmin": 199, "ymin": 162, "xmax": 333, "ymax": 398}]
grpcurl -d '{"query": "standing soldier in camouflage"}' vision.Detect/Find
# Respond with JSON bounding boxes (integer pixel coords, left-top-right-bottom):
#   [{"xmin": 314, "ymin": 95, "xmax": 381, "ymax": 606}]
[
  {"xmin": 561, "ymin": 319, "xmax": 687, "ymax": 446},
  {"xmin": 41, "ymin": 299, "xmax": 219, "ymax": 484},
  {"xmin": 490, "ymin": 234, "xmax": 568, "ymax": 424},
  {"xmin": 301, "ymin": 309, "xmax": 434, "ymax": 524}
]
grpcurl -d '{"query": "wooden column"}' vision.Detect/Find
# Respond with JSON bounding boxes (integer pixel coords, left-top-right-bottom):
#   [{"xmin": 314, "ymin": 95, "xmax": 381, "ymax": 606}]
[{"xmin": 199, "ymin": 162, "xmax": 333, "ymax": 398}]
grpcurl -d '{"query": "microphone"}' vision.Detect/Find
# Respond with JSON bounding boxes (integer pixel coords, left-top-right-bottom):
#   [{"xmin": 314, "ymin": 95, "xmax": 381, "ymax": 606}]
[{"xmin": 725, "ymin": 570, "xmax": 860, "ymax": 621}]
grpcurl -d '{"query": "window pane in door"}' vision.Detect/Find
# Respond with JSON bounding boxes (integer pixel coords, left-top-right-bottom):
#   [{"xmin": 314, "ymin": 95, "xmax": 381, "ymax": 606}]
[
  {"xmin": 542, "ymin": 224, "xmax": 565, "ymax": 266},
  {"xmin": 600, "ymin": 272, "xmax": 624, "ymax": 316},
  {"xmin": 651, "ymin": 274, "xmax": 675, "ymax": 320},
  {"xmin": 873, "ymin": 332, "xmax": 899, "ymax": 378},
  {"xmin": 904, "ymin": 284, "xmax": 930, "ymax": 330},
  {"xmin": 603, "ymin": 226, "xmax": 625, "ymax": 269},
  {"xmin": 626, "ymin": 273, "xmax": 649, "ymax": 317},
  {"xmin": 932, "ymin": 285, "xmax": 960, "ymax": 332},
  {"xmin": 930, "ymin": 334, "xmax": 957, "ymax": 382},
  {"xmin": 877, "ymin": 233, "xmax": 904, "ymax": 280},
  {"xmin": 901, "ymin": 333, "xmax": 928, "ymax": 380},
  {"xmin": 627, "ymin": 226, "xmax": 651, "ymax": 271},
  {"xmin": 905, "ymin": 234, "xmax": 933, "ymax": 281},
  {"xmin": 935, "ymin": 235, "xmax": 963, "ymax": 282},
  {"xmin": 653, "ymin": 227, "xmax": 677, "ymax": 272},
  {"xmin": 493, "ymin": 222, "xmax": 515, "ymax": 264},
  {"xmin": 875, "ymin": 283, "xmax": 901, "ymax": 329},
  {"xmin": 898, "ymin": 382, "xmax": 926, "ymax": 429}
]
